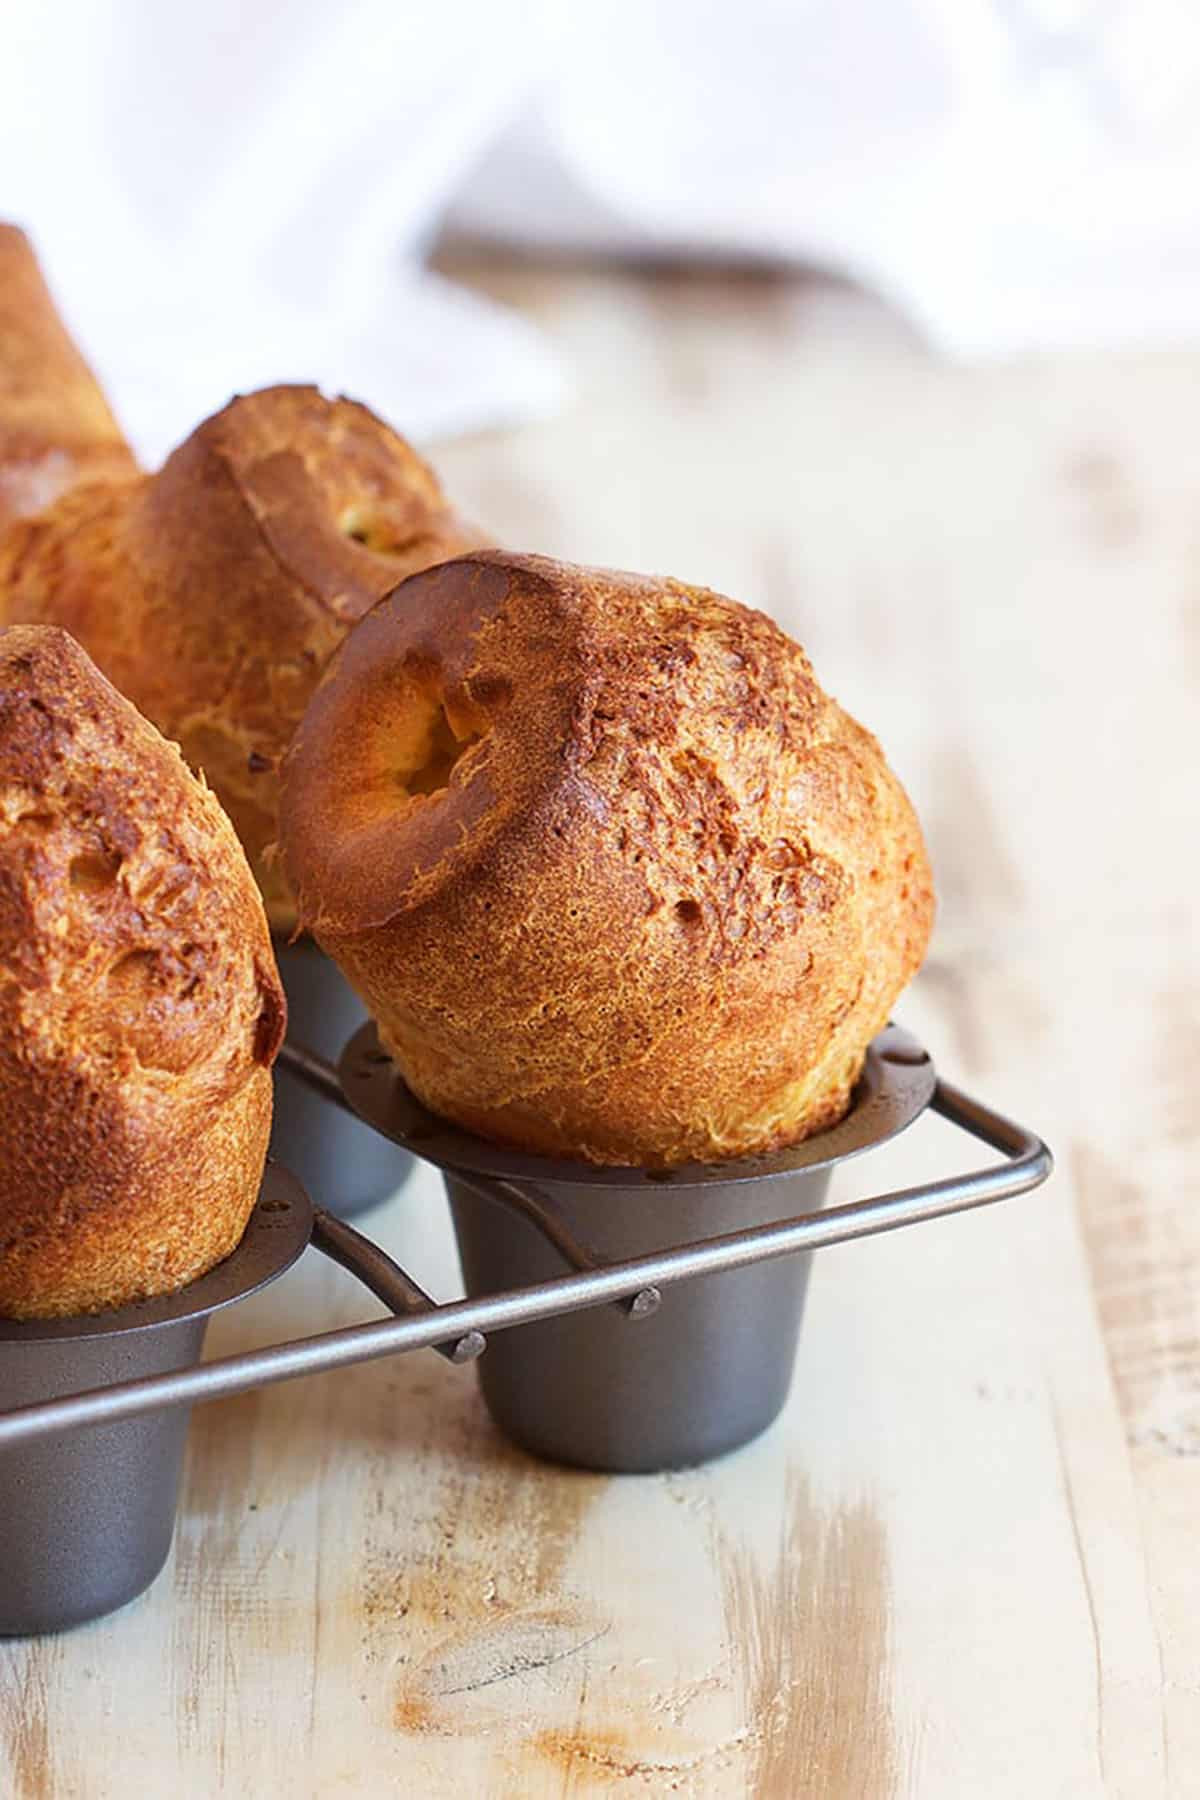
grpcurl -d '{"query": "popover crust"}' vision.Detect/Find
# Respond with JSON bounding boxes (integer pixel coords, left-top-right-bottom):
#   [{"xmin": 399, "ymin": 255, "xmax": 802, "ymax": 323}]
[
  {"xmin": 279, "ymin": 552, "xmax": 934, "ymax": 1167},
  {"xmin": 0, "ymin": 225, "xmax": 135, "ymax": 525},
  {"xmin": 0, "ymin": 626, "xmax": 285, "ymax": 1318},
  {"xmin": 0, "ymin": 384, "xmax": 485, "ymax": 927}
]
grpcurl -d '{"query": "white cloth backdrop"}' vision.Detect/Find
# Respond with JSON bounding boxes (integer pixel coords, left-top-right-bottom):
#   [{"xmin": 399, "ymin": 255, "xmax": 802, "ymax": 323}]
[{"xmin": 4, "ymin": 0, "xmax": 1200, "ymax": 462}]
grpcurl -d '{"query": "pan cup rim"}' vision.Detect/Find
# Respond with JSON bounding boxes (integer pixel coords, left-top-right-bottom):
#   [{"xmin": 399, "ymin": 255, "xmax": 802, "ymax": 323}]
[
  {"xmin": 339, "ymin": 1020, "xmax": 936, "ymax": 1192},
  {"xmin": 0, "ymin": 1165, "xmax": 313, "ymax": 1345}
]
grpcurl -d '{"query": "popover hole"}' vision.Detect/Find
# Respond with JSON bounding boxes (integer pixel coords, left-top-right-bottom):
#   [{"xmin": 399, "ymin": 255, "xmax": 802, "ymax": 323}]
[
  {"xmin": 675, "ymin": 898, "xmax": 702, "ymax": 925},
  {"xmin": 405, "ymin": 706, "xmax": 479, "ymax": 798},
  {"xmin": 69, "ymin": 850, "xmax": 121, "ymax": 893},
  {"xmin": 339, "ymin": 506, "xmax": 428, "ymax": 558},
  {"xmin": 388, "ymin": 687, "xmax": 485, "ymax": 805},
  {"xmin": 106, "ymin": 947, "xmax": 158, "ymax": 991},
  {"xmin": 101, "ymin": 948, "xmax": 206, "ymax": 1073}
]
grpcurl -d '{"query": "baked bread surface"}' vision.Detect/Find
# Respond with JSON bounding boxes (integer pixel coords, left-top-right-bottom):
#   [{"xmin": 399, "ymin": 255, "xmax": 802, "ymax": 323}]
[
  {"xmin": 0, "ymin": 384, "xmax": 485, "ymax": 928},
  {"xmin": 0, "ymin": 625, "xmax": 284, "ymax": 1318},
  {"xmin": 279, "ymin": 552, "xmax": 934, "ymax": 1167},
  {"xmin": 0, "ymin": 225, "xmax": 135, "ymax": 524}
]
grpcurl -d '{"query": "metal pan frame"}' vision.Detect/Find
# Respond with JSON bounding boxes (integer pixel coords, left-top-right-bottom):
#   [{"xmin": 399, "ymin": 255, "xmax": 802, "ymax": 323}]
[{"xmin": 0, "ymin": 1024, "xmax": 1052, "ymax": 1451}]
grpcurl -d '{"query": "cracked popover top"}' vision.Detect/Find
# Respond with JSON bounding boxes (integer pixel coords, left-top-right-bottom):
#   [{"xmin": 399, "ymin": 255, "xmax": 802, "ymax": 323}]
[{"xmin": 0, "ymin": 625, "xmax": 284, "ymax": 1317}]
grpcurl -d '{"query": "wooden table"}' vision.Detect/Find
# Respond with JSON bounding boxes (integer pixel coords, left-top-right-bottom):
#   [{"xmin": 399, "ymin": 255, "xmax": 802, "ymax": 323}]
[{"xmin": 3, "ymin": 259, "xmax": 1197, "ymax": 1798}]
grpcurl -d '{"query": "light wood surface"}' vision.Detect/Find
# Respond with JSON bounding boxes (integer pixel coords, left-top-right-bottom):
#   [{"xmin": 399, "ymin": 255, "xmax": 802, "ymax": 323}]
[{"xmin": 2, "ymin": 259, "xmax": 1197, "ymax": 1797}]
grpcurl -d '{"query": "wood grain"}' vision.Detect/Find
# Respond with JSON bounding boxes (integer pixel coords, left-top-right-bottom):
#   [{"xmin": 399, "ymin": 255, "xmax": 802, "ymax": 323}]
[
  {"xmin": 716, "ymin": 1479, "xmax": 897, "ymax": 1797},
  {"xmin": 2, "ymin": 255, "xmax": 1198, "ymax": 1796}
]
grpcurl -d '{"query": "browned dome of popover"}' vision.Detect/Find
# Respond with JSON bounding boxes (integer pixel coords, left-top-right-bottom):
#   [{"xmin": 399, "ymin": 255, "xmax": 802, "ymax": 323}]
[
  {"xmin": 279, "ymin": 552, "xmax": 935, "ymax": 1168},
  {"xmin": 0, "ymin": 383, "xmax": 486, "ymax": 929},
  {"xmin": 0, "ymin": 625, "xmax": 285, "ymax": 1319},
  {"xmin": 0, "ymin": 225, "xmax": 136, "ymax": 525}
]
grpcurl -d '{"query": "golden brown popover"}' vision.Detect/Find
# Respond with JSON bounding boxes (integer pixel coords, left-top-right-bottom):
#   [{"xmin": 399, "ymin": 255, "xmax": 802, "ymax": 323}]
[
  {"xmin": 0, "ymin": 384, "xmax": 485, "ymax": 928},
  {"xmin": 278, "ymin": 552, "xmax": 934, "ymax": 1167},
  {"xmin": 0, "ymin": 225, "xmax": 135, "ymax": 525},
  {"xmin": 0, "ymin": 625, "xmax": 285, "ymax": 1318}
]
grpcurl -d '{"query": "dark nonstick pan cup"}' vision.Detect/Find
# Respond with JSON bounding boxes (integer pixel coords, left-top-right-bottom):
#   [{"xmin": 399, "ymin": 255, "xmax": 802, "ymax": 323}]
[
  {"xmin": 271, "ymin": 937, "xmax": 414, "ymax": 1219},
  {"xmin": 445, "ymin": 1170, "xmax": 827, "ymax": 1470},
  {"xmin": 340, "ymin": 1024, "xmax": 937, "ymax": 1472},
  {"xmin": 0, "ymin": 1166, "xmax": 311, "ymax": 1636}
]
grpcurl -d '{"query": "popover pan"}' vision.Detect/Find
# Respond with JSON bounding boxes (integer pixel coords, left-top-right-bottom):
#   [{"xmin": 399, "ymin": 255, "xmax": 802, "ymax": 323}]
[
  {"xmin": 0, "ymin": 1168, "xmax": 312, "ymax": 1637},
  {"xmin": 0, "ymin": 1168, "xmax": 490, "ymax": 1637},
  {"xmin": 0, "ymin": 1022, "xmax": 1052, "ymax": 1637},
  {"xmin": 340, "ymin": 1021, "xmax": 936, "ymax": 1470}
]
